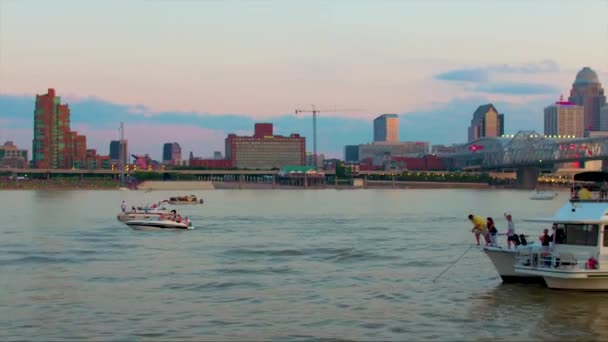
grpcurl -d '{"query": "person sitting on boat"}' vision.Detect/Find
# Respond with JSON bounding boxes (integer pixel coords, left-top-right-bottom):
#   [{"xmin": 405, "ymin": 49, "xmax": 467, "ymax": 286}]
[
  {"xmin": 504, "ymin": 213, "xmax": 517, "ymax": 249},
  {"xmin": 468, "ymin": 214, "xmax": 489, "ymax": 246},
  {"xmin": 578, "ymin": 186, "xmax": 592, "ymax": 200},
  {"xmin": 487, "ymin": 217, "xmax": 498, "ymax": 246}
]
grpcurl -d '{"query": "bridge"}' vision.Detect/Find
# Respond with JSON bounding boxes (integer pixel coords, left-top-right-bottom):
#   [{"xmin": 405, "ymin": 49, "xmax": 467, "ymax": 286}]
[{"xmin": 452, "ymin": 131, "xmax": 608, "ymax": 188}]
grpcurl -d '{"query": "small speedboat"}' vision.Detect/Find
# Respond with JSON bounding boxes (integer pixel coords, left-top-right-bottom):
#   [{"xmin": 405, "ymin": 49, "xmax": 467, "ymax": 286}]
[
  {"xmin": 116, "ymin": 207, "xmax": 172, "ymax": 222},
  {"xmin": 124, "ymin": 217, "xmax": 194, "ymax": 231},
  {"xmin": 167, "ymin": 195, "xmax": 203, "ymax": 205},
  {"xmin": 529, "ymin": 190, "xmax": 558, "ymax": 200}
]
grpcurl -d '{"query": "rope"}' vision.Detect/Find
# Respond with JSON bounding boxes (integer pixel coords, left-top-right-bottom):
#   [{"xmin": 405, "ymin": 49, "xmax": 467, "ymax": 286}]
[{"xmin": 432, "ymin": 244, "xmax": 475, "ymax": 283}]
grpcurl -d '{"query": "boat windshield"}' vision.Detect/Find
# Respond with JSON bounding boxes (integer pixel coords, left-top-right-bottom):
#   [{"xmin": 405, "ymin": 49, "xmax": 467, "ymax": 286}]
[{"xmin": 552, "ymin": 223, "xmax": 599, "ymax": 247}]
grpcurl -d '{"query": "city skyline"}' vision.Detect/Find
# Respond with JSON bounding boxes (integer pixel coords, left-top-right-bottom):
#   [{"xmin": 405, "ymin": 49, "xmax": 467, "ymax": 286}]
[{"xmin": 1, "ymin": 1, "xmax": 608, "ymax": 159}]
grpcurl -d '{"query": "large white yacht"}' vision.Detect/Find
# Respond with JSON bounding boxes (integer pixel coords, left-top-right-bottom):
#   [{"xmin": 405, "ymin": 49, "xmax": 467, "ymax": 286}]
[{"xmin": 513, "ymin": 172, "xmax": 608, "ymax": 290}]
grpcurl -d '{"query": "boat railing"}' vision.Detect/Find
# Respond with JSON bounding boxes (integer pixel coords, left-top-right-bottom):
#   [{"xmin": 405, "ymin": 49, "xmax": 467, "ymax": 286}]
[
  {"xmin": 570, "ymin": 181, "xmax": 608, "ymax": 202},
  {"xmin": 515, "ymin": 247, "xmax": 599, "ymax": 271}
]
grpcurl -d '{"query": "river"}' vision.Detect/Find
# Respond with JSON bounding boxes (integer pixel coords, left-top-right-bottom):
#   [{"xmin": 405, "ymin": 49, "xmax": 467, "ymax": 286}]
[{"xmin": 1, "ymin": 189, "xmax": 607, "ymax": 341}]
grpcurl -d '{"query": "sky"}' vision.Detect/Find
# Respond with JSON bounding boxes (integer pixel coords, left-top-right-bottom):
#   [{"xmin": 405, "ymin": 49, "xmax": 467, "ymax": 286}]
[{"xmin": 1, "ymin": 0, "xmax": 607, "ymax": 159}]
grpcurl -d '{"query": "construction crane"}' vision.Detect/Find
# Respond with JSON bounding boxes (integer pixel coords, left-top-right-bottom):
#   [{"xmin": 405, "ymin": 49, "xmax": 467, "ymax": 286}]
[{"xmin": 294, "ymin": 105, "xmax": 358, "ymax": 168}]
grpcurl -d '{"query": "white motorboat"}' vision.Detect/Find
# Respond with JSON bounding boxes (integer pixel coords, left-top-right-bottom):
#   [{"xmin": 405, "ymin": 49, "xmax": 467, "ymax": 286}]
[
  {"xmin": 166, "ymin": 195, "xmax": 203, "ymax": 205},
  {"xmin": 124, "ymin": 217, "xmax": 194, "ymax": 231},
  {"xmin": 529, "ymin": 190, "xmax": 558, "ymax": 200},
  {"xmin": 514, "ymin": 172, "xmax": 608, "ymax": 290},
  {"xmin": 483, "ymin": 240, "xmax": 545, "ymax": 284},
  {"xmin": 116, "ymin": 206, "xmax": 172, "ymax": 222}
]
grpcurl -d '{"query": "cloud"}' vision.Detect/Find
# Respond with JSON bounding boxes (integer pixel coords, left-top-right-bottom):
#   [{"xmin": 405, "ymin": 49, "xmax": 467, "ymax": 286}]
[
  {"xmin": 474, "ymin": 82, "xmax": 560, "ymax": 95},
  {"xmin": 488, "ymin": 60, "xmax": 559, "ymax": 74},
  {"xmin": 435, "ymin": 60, "xmax": 560, "ymax": 83},
  {"xmin": 435, "ymin": 68, "xmax": 489, "ymax": 83},
  {"xmin": 434, "ymin": 60, "xmax": 561, "ymax": 97}
]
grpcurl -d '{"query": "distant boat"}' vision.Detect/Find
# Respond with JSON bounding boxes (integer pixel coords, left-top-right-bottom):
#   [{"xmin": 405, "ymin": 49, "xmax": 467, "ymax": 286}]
[
  {"xmin": 166, "ymin": 195, "xmax": 203, "ymax": 205},
  {"xmin": 529, "ymin": 190, "xmax": 557, "ymax": 200},
  {"xmin": 119, "ymin": 187, "xmax": 129, "ymax": 191}
]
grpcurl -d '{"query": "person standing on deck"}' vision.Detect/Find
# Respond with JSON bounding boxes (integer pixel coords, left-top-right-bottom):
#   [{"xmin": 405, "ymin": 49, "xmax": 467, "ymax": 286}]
[
  {"xmin": 468, "ymin": 214, "xmax": 489, "ymax": 246},
  {"xmin": 504, "ymin": 213, "xmax": 516, "ymax": 249},
  {"xmin": 121, "ymin": 200, "xmax": 127, "ymax": 213}
]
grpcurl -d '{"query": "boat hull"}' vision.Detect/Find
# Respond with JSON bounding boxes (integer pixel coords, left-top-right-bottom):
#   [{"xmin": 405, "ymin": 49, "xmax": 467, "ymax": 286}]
[
  {"xmin": 117, "ymin": 213, "xmax": 165, "ymax": 222},
  {"xmin": 167, "ymin": 201, "xmax": 198, "ymax": 205},
  {"xmin": 125, "ymin": 219, "xmax": 194, "ymax": 230},
  {"xmin": 483, "ymin": 246, "xmax": 545, "ymax": 284},
  {"xmin": 544, "ymin": 276, "xmax": 608, "ymax": 291},
  {"xmin": 515, "ymin": 267, "xmax": 608, "ymax": 290}
]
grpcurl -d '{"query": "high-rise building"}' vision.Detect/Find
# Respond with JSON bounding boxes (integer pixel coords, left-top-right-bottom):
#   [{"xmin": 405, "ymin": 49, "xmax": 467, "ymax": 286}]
[
  {"xmin": 32, "ymin": 88, "xmax": 91, "ymax": 169},
  {"xmin": 373, "ymin": 114, "xmax": 399, "ymax": 142},
  {"xmin": 344, "ymin": 145, "xmax": 359, "ymax": 162},
  {"xmin": 468, "ymin": 104, "xmax": 504, "ymax": 142},
  {"xmin": 225, "ymin": 123, "xmax": 305, "ymax": 169},
  {"xmin": 162, "ymin": 142, "xmax": 182, "ymax": 165},
  {"xmin": 109, "ymin": 140, "xmax": 128, "ymax": 166},
  {"xmin": 601, "ymin": 105, "xmax": 608, "ymax": 131},
  {"xmin": 568, "ymin": 67, "xmax": 606, "ymax": 132},
  {"xmin": 543, "ymin": 97, "xmax": 584, "ymax": 138}
]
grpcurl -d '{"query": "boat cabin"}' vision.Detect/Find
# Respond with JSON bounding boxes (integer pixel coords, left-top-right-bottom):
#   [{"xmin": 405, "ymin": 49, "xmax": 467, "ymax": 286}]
[{"xmin": 517, "ymin": 199, "xmax": 608, "ymax": 272}]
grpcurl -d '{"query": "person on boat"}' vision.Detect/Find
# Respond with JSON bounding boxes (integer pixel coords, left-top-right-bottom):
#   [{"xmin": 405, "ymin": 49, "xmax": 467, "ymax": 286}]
[
  {"xmin": 578, "ymin": 186, "xmax": 592, "ymax": 200},
  {"xmin": 540, "ymin": 228, "xmax": 551, "ymax": 247},
  {"xmin": 468, "ymin": 214, "xmax": 489, "ymax": 246},
  {"xmin": 504, "ymin": 213, "xmax": 517, "ymax": 249},
  {"xmin": 487, "ymin": 217, "xmax": 498, "ymax": 246},
  {"xmin": 121, "ymin": 200, "xmax": 127, "ymax": 213}
]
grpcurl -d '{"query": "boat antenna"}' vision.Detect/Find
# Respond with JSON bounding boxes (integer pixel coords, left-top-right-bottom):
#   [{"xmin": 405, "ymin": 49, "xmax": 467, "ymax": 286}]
[{"xmin": 432, "ymin": 244, "xmax": 475, "ymax": 283}]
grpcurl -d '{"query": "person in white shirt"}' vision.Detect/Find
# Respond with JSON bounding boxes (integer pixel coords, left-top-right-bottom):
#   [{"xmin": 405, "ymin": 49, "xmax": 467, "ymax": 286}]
[{"xmin": 504, "ymin": 213, "xmax": 516, "ymax": 249}]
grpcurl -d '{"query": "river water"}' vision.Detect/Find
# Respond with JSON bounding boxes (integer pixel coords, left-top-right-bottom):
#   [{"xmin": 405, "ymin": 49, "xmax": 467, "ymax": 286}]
[{"xmin": 2, "ymin": 189, "xmax": 608, "ymax": 341}]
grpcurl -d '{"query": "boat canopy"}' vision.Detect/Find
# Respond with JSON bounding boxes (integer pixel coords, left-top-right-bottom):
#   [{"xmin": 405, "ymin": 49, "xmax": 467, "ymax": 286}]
[
  {"xmin": 523, "ymin": 218, "xmax": 603, "ymax": 224},
  {"xmin": 573, "ymin": 171, "xmax": 608, "ymax": 183}
]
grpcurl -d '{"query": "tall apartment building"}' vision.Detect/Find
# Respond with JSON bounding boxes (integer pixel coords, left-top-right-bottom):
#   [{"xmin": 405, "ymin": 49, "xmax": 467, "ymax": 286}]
[
  {"xmin": 543, "ymin": 98, "xmax": 584, "ymax": 138},
  {"xmin": 468, "ymin": 104, "xmax": 504, "ymax": 142},
  {"xmin": 373, "ymin": 114, "xmax": 399, "ymax": 142},
  {"xmin": 225, "ymin": 123, "xmax": 305, "ymax": 169},
  {"xmin": 568, "ymin": 67, "xmax": 606, "ymax": 132},
  {"xmin": 32, "ymin": 88, "xmax": 88, "ymax": 169}
]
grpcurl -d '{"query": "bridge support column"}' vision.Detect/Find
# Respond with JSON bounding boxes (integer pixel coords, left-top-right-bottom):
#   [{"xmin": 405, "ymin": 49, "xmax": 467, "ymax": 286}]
[{"xmin": 515, "ymin": 166, "xmax": 539, "ymax": 189}]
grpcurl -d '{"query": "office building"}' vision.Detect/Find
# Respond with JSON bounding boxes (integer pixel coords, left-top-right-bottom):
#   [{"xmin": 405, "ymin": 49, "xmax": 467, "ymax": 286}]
[
  {"xmin": 543, "ymin": 98, "xmax": 584, "ymax": 138},
  {"xmin": 344, "ymin": 145, "xmax": 359, "ymax": 162},
  {"xmin": 109, "ymin": 140, "xmax": 128, "ymax": 166},
  {"xmin": 568, "ymin": 67, "xmax": 606, "ymax": 132},
  {"xmin": 162, "ymin": 142, "xmax": 182, "ymax": 165},
  {"xmin": 468, "ymin": 104, "xmax": 504, "ymax": 142},
  {"xmin": 0, "ymin": 141, "xmax": 28, "ymax": 168},
  {"xmin": 225, "ymin": 123, "xmax": 305, "ymax": 169},
  {"xmin": 373, "ymin": 114, "xmax": 399, "ymax": 142}
]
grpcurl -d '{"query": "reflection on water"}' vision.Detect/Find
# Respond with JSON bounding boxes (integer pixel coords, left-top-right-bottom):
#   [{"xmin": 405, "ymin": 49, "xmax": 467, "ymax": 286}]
[
  {"xmin": 1, "ymin": 188, "xmax": 607, "ymax": 341},
  {"xmin": 470, "ymin": 284, "xmax": 608, "ymax": 341}
]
